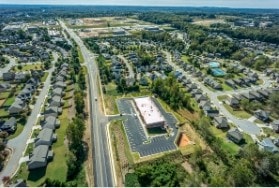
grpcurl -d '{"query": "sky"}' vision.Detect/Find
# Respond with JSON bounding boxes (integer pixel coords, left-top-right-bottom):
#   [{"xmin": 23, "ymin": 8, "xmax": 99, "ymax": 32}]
[{"xmin": 0, "ymin": 0, "xmax": 279, "ymax": 8}]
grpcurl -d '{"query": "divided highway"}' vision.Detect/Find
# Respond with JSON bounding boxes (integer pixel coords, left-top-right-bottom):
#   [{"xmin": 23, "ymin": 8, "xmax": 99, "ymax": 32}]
[{"xmin": 59, "ymin": 21, "xmax": 114, "ymax": 187}]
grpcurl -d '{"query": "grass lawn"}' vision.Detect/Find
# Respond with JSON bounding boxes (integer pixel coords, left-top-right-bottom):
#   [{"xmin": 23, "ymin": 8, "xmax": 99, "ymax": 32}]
[
  {"xmin": 262, "ymin": 127, "xmax": 278, "ymax": 138},
  {"xmin": 243, "ymin": 133, "xmax": 254, "ymax": 144},
  {"xmin": 78, "ymin": 46, "xmax": 84, "ymax": 64},
  {"xmin": 224, "ymin": 104, "xmax": 252, "ymax": 119},
  {"xmin": 217, "ymin": 95, "xmax": 228, "ymax": 101},
  {"xmin": 221, "ymin": 141, "xmax": 240, "ymax": 156},
  {"xmin": 181, "ymin": 55, "xmax": 190, "ymax": 63},
  {"xmin": 104, "ymin": 82, "xmax": 119, "ymax": 115},
  {"xmin": 3, "ymin": 96, "xmax": 15, "ymax": 107},
  {"xmin": 14, "ymin": 63, "xmax": 42, "ymax": 72},
  {"xmin": 0, "ymin": 91, "xmax": 10, "ymax": 100},
  {"xmin": 209, "ymin": 126, "xmax": 240, "ymax": 155},
  {"xmin": 0, "ymin": 109, "xmax": 9, "ymax": 117},
  {"xmin": 254, "ymin": 119, "xmax": 264, "ymax": 124},
  {"xmin": 221, "ymin": 83, "xmax": 233, "ymax": 91},
  {"xmin": 8, "ymin": 122, "xmax": 24, "ymax": 139},
  {"xmin": 41, "ymin": 72, "xmax": 49, "ymax": 82}
]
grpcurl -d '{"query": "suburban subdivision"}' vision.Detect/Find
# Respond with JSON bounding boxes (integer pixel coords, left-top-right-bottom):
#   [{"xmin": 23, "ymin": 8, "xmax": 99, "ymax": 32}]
[{"xmin": 0, "ymin": 4, "xmax": 279, "ymax": 187}]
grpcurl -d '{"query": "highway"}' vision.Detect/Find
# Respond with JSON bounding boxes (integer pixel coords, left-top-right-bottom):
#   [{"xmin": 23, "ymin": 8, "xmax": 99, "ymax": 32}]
[{"xmin": 59, "ymin": 20, "xmax": 114, "ymax": 187}]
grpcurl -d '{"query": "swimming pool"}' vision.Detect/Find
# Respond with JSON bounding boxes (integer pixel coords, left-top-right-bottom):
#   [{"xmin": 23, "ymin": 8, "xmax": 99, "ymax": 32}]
[
  {"xmin": 211, "ymin": 68, "xmax": 226, "ymax": 76},
  {"xmin": 209, "ymin": 61, "xmax": 220, "ymax": 68}
]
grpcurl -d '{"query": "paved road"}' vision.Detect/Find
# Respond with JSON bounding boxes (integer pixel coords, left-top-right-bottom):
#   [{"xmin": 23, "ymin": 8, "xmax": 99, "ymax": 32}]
[
  {"xmin": 163, "ymin": 51, "xmax": 262, "ymax": 136},
  {"xmin": 0, "ymin": 53, "xmax": 58, "ymax": 185},
  {"xmin": 118, "ymin": 55, "xmax": 135, "ymax": 86},
  {"xmin": 0, "ymin": 56, "xmax": 17, "ymax": 77},
  {"xmin": 60, "ymin": 20, "xmax": 114, "ymax": 187}
]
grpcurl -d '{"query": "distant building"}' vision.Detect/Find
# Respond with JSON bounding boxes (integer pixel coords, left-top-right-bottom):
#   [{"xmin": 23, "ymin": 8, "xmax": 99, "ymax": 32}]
[{"xmin": 134, "ymin": 97, "xmax": 166, "ymax": 129}]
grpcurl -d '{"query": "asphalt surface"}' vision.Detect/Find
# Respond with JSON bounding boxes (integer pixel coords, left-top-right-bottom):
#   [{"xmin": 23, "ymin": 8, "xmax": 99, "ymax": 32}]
[
  {"xmin": 163, "ymin": 51, "xmax": 263, "ymax": 136},
  {"xmin": 117, "ymin": 55, "xmax": 135, "ymax": 85},
  {"xmin": 60, "ymin": 20, "xmax": 114, "ymax": 187},
  {"xmin": 117, "ymin": 98, "xmax": 178, "ymax": 157},
  {"xmin": 0, "ymin": 56, "xmax": 17, "ymax": 77},
  {"xmin": 0, "ymin": 53, "xmax": 58, "ymax": 185}
]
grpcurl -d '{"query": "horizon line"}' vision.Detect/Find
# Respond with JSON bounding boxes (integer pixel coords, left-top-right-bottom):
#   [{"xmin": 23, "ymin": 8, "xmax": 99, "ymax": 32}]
[{"xmin": 0, "ymin": 3, "xmax": 279, "ymax": 10}]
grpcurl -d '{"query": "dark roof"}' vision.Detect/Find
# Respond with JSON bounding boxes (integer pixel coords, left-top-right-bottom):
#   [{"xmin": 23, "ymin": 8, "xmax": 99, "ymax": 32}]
[
  {"xmin": 227, "ymin": 128, "xmax": 243, "ymax": 141},
  {"xmin": 2, "ymin": 117, "xmax": 16, "ymax": 129}
]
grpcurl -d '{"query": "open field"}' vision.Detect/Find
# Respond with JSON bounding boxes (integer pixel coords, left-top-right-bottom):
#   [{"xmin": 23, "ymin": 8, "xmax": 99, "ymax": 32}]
[
  {"xmin": 13, "ymin": 63, "xmax": 43, "ymax": 72},
  {"xmin": 224, "ymin": 104, "xmax": 252, "ymax": 119},
  {"xmin": 192, "ymin": 19, "xmax": 226, "ymax": 27},
  {"xmin": 71, "ymin": 17, "xmax": 151, "ymax": 29}
]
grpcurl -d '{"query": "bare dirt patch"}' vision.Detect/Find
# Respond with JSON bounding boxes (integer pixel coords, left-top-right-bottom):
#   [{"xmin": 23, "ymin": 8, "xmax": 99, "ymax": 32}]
[
  {"xmin": 181, "ymin": 160, "xmax": 194, "ymax": 174},
  {"xmin": 178, "ymin": 133, "xmax": 191, "ymax": 147}
]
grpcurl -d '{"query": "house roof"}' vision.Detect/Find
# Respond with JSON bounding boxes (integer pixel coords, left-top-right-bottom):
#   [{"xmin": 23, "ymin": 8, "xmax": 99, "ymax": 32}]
[
  {"xmin": 228, "ymin": 128, "xmax": 243, "ymax": 141},
  {"xmin": 36, "ymin": 128, "xmax": 53, "ymax": 142},
  {"xmin": 254, "ymin": 109, "xmax": 269, "ymax": 119},
  {"xmin": 2, "ymin": 117, "xmax": 16, "ymax": 129},
  {"xmin": 259, "ymin": 138, "xmax": 279, "ymax": 152},
  {"xmin": 214, "ymin": 116, "xmax": 228, "ymax": 128},
  {"xmin": 227, "ymin": 97, "xmax": 239, "ymax": 105},
  {"xmin": 29, "ymin": 145, "xmax": 49, "ymax": 163}
]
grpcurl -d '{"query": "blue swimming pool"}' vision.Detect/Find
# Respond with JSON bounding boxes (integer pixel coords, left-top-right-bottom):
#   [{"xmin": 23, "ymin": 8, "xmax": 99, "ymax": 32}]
[
  {"xmin": 211, "ymin": 68, "xmax": 226, "ymax": 76},
  {"xmin": 209, "ymin": 62, "xmax": 220, "ymax": 68}
]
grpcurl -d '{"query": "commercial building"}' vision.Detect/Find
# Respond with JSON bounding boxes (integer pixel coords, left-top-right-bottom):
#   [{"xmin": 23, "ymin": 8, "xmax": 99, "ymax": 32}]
[{"xmin": 134, "ymin": 97, "xmax": 166, "ymax": 129}]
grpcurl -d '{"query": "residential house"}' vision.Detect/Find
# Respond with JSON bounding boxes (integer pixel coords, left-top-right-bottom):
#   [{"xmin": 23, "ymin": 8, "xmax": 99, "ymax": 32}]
[
  {"xmin": 27, "ymin": 145, "xmax": 54, "ymax": 170},
  {"xmin": 44, "ymin": 106, "xmax": 62, "ymax": 118},
  {"xmin": 226, "ymin": 97, "xmax": 239, "ymax": 109},
  {"xmin": 0, "ymin": 83, "xmax": 11, "ymax": 92},
  {"xmin": 254, "ymin": 109, "xmax": 269, "ymax": 122},
  {"xmin": 3, "ymin": 72, "xmax": 15, "ymax": 81},
  {"xmin": 52, "ymin": 88, "xmax": 64, "ymax": 97},
  {"xmin": 190, "ymin": 89, "xmax": 202, "ymax": 97},
  {"xmin": 271, "ymin": 120, "xmax": 279, "ymax": 133},
  {"xmin": 241, "ymin": 92, "xmax": 256, "ymax": 101},
  {"xmin": 8, "ymin": 99, "xmax": 26, "ymax": 114},
  {"xmin": 0, "ymin": 117, "xmax": 17, "ymax": 133},
  {"xmin": 225, "ymin": 79, "xmax": 236, "ymax": 89},
  {"xmin": 34, "ymin": 128, "xmax": 57, "ymax": 147},
  {"xmin": 14, "ymin": 72, "xmax": 27, "ymax": 83},
  {"xmin": 257, "ymin": 89, "xmax": 270, "ymax": 99},
  {"xmin": 186, "ymin": 83, "xmax": 197, "ymax": 92},
  {"xmin": 233, "ymin": 78, "xmax": 244, "ymax": 87},
  {"xmin": 195, "ymin": 94, "xmax": 207, "ymax": 103},
  {"xmin": 53, "ymin": 81, "xmax": 66, "ymax": 89},
  {"xmin": 249, "ymin": 91, "xmax": 262, "ymax": 101},
  {"xmin": 258, "ymin": 138, "xmax": 279, "ymax": 153},
  {"xmin": 49, "ymin": 95, "xmax": 63, "ymax": 107},
  {"xmin": 214, "ymin": 116, "xmax": 229, "ymax": 129},
  {"xmin": 227, "ymin": 128, "xmax": 244, "ymax": 144},
  {"xmin": 42, "ymin": 116, "xmax": 60, "ymax": 130}
]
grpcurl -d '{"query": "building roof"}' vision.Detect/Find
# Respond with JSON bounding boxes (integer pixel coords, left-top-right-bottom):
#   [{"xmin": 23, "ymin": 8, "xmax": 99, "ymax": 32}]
[
  {"xmin": 2, "ymin": 117, "xmax": 16, "ymax": 129},
  {"xmin": 214, "ymin": 116, "xmax": 229, "ymax": 128},
  {"xmin": 259, "ymin": 138, "xmax": 279, "ymax": 153},
  {"xmin": 36, "ymin": 128, "xmax": 53, "ymax": 142},
  {"xmin": 134, "ymin": 97, "xmax": 165, "ymax": 126},
  {"xmin": 228, "ymin": 128, "xmax": 243, "ymax": 141},
  {"xmin": 29, "ymin": 145, "xmax": 49, "ymax": 163}
]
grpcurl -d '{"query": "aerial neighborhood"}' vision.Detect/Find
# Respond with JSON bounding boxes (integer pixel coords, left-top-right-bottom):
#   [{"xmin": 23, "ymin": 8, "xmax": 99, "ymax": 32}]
[{"xmin": 0, "ymin": 4, "xmax": 279, "ymax": 188}]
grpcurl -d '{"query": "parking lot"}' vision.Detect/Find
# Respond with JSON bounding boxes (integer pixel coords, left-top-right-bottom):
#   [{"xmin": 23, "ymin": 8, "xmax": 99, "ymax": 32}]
[{"xmin": 117, "ymin": 98, "xmax": 178, "ymax": 157}]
